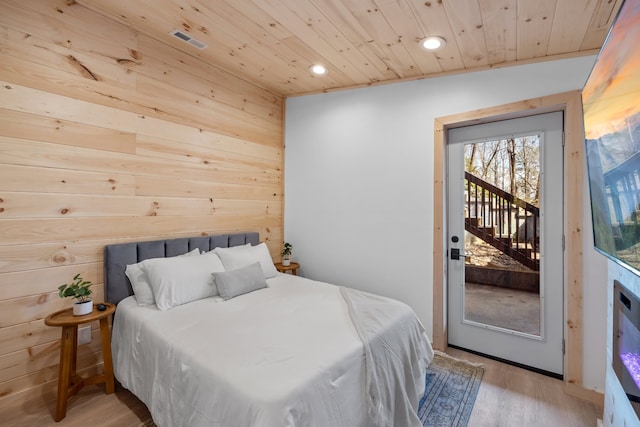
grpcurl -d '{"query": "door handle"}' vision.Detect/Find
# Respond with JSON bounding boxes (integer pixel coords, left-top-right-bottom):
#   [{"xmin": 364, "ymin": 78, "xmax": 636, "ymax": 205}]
[{"xmin": 450, "ymin": 248, "xmax": 472, "ymax": 260}]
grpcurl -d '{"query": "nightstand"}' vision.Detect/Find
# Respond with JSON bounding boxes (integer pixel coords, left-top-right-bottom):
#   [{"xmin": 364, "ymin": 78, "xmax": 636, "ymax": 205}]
[
  {"xmin": 274, "ymin": 262, "xmax": 300, "ymax": 275},
  {"xmin": 44, "ymin": 303, "xmax": 116, "ymax": 421}
]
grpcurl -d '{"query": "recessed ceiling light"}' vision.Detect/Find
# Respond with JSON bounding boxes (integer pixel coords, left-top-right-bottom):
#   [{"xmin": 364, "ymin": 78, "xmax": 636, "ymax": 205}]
[
  {"xmin": 309, "ymin": 64, "xmax": 328, "ymax": 75},
  {"xmin": 420, "ymin": 36, "xmax": 446, "ymax": 50}
]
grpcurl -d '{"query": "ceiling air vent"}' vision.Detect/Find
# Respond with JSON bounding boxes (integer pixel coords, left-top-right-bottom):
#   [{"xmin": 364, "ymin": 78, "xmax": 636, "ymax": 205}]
[{"xmin": 169, "ymin": 29, "xmax": 207, "ymax": 50}]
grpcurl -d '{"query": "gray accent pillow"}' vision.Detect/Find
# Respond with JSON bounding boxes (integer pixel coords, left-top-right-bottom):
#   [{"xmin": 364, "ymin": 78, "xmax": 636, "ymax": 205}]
[
  {"xmin": 214, "ymin": 242, "xmax": 279, "ymax": 278},
  {"xmin": 212, "ymin": 262, "xmax": 267, "ymax": 300}
]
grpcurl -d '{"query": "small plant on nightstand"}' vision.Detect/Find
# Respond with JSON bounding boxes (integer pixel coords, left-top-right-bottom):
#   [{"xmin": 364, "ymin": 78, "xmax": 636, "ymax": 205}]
[
  {"xmin": 58, "ymin": 273, "xmax": 93, "ymax": 316},
  {"xmin": 281, "ymin": 242, "xmax": 293, "ymax": 266}
]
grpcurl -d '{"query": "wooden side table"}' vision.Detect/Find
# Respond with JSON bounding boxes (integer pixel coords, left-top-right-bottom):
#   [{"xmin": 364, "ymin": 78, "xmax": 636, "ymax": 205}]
[
  {"xmin": 275, "ymin": 262, "xmax": 300, "ymax": 275},
  {"xmin": 44, "ymin": 303, "xmax": 116, "ymax": 421}
]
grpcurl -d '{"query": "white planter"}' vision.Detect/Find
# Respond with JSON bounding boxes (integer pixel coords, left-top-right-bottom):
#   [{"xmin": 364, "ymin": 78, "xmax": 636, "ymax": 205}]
[
  {"xmin": 282, "ymin": 258, "xmax": 291, "ymax": 266},
  {"xmin": 73, "ymin": 300, "xmax": 93, "ymax": 316}
]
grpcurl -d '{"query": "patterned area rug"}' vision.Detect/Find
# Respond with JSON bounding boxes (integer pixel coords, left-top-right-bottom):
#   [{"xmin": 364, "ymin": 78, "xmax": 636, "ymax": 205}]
[
  {"xmin": 138, "ymin": 351, "xmax": 483, "ymax": 427},
  {"xmin": 418, "ymin": 351, "xmax": 484, "ymax": 427}
]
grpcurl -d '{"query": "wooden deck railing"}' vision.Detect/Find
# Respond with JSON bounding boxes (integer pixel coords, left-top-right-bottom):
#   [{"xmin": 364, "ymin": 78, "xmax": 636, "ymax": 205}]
[{"xmin": 465, "ymin": 172, "xmax": 540, "ymax": 271}]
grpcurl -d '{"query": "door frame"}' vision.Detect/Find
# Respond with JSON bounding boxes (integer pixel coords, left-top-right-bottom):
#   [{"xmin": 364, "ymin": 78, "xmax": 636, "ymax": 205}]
[{"xmin": 431, "ymin": 91, "xmax": 599, "ymax": 403}]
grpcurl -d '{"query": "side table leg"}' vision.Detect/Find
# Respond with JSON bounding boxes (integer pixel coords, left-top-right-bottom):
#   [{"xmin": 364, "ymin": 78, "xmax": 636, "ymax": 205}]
[
  {"xmin": 54, "ymin": 326, "xmax": 75, "ymax": 422},
  {"xmin": 70, "ymin": 326, "xmax": 78, "ymax": 377},
  {"xmin": 99, "ymin": 317, "xmax": 115, "ymax": 394}
]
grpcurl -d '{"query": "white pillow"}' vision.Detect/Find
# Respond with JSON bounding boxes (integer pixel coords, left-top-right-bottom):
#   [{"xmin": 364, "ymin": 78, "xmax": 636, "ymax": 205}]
[
  {"xmin": 214, "ymin": 242, "xmax": 278, "ymax": 278},
  {"xmin": 205, "ymin": 243, "xmax": 250, "ymax": 253},
  {"xmin": 213, "ymin": 262, "xmax": 268, "ymax": 300},
  {"xmin": 126, "ymin": 248, "xmax": 200, "ymax": 306},
  {"xmin": 140, "ymin": 251, "xmax": 226, "ymax": 311}
]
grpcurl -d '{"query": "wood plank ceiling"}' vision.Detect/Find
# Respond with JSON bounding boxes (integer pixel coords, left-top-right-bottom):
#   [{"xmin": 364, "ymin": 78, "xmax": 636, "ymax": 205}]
[{"xmin": 76, "ymin": 0, "xmax": 622, "ymax": 96}]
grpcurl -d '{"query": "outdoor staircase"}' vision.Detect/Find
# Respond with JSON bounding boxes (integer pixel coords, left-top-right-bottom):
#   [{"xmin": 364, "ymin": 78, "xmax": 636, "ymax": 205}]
[{"xmin": 465, "ymin": 172, "xmax": 540, "ymax": 271}]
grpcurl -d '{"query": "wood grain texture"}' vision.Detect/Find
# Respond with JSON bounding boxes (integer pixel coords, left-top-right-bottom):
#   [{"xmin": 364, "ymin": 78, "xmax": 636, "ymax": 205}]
[
  {"xmin": 1, "ymin": 286, "xmax": 106, "ymax": 328},
  {"xmin": 431, "ymin": 119, "xmax": 446, "ymax": 352},
  {"xmin": 0, "ymin": 109, "xmax": 136, "ymax": 154},
  {"xmin": 74, "ymin": 0, "xmax": 621, "ymax": 95},
  {"xmin": 0, "ymin": 164, "xmax": 136, "ymax": 196},
  {"xmin": 479, "ymin": 0, "xmax": 517, "ymax": 64},
  {"xmin": 0, "ymin": 1, "xmax": 283, "ymax": 404},
  {"xmin": 516, "ymin": 0, "xmax": 557, "ymax": 60},
  {"xmin": 547, "ymin": 0, "xmax": 601, "ymax": 55}
]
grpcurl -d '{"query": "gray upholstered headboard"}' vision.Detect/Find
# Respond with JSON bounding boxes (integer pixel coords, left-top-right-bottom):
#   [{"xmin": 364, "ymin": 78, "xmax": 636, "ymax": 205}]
[{"xmin": 104, "ymin": 232, "xmax": 260, "ymax": 306}]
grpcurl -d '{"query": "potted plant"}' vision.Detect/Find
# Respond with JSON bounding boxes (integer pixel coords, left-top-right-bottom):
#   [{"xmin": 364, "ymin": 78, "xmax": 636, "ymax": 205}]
[
  {"xmin": 281, "ymin": 242, "xmax": 293, "ymax": 266},
  {"xmin": 58, "ymin": 273, "xmax": 93, "ymax": 316}
]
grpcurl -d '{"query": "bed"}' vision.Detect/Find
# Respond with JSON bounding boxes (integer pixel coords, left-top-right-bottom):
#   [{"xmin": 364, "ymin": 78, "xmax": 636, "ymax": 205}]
[{"xmin": 105, "ymin": 232, "xmax": 434, "ymax": 427}]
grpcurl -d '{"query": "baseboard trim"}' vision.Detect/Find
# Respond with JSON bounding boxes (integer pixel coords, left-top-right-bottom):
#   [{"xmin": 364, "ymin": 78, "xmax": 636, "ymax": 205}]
[{"xmin": 565, "ymin": 382, "xmax": 605, "ymax": 407}]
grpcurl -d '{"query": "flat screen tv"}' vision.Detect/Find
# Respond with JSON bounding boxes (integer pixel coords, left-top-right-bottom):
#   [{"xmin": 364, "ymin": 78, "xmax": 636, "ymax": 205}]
[{"xmin": 583, "ymin": 0, "xmax": 640, "ymax": 274}]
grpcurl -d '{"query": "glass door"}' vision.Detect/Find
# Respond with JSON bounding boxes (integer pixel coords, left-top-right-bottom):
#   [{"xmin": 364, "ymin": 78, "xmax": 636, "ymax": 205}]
[{"xmin": 447, "ymin": 112, "xmax": 564, "ymax": 376}]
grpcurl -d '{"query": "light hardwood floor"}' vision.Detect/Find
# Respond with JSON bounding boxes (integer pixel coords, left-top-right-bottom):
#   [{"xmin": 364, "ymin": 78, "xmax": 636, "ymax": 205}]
[
  {"xmin": 446, "ymin": 348, "xmax": 603, "ymax": 427},
  {"xmin": 1, "ymin": 348, "xmax": 602, "ymax": 427}
]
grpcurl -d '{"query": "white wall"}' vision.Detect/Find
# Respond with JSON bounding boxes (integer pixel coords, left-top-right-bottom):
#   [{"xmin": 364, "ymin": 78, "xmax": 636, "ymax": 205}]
[{"xmin": 284, "ymin": 56, "xmax": 607, "ymax": 391}]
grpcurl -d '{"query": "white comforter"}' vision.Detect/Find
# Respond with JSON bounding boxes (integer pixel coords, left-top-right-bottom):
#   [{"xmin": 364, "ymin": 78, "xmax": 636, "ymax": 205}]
[{"xmin": 112, "ymin": 273, "xmax": 433, "ymax": 427}]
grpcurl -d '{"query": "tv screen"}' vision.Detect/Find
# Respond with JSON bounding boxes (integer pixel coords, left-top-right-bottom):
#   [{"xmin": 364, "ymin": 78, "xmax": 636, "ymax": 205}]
[{"xmin": 583, "ymin": 0, "xmax": 640, "ymax": 273}]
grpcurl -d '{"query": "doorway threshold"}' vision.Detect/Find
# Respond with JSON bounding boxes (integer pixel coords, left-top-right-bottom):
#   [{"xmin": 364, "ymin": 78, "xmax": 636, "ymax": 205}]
[{"xmin": 448, "ymin": 344, "xmax": 563, "ymax": 380}]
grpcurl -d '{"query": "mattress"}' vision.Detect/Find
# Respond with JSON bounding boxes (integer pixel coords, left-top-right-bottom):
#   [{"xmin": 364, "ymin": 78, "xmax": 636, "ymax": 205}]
[{"xmin": 111, "ymin": 273, "xmax": 433, "ymax": 427}]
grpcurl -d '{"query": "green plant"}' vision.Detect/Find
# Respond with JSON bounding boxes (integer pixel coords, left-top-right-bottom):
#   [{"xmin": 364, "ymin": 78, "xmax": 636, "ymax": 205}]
[
  {"xmin": 281, "ymin": 242, "xmax": 293, "ymax": 257},
  {"xmin": 58, "ymin": 274, "xmax": 93, "ymax": 303}
]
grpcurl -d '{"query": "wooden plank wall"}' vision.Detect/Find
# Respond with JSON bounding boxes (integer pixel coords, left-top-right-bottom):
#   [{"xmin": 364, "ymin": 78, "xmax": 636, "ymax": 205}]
[{"xmin": 0, "ymin": 0, "xmax": 284, "ymax": 406}]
